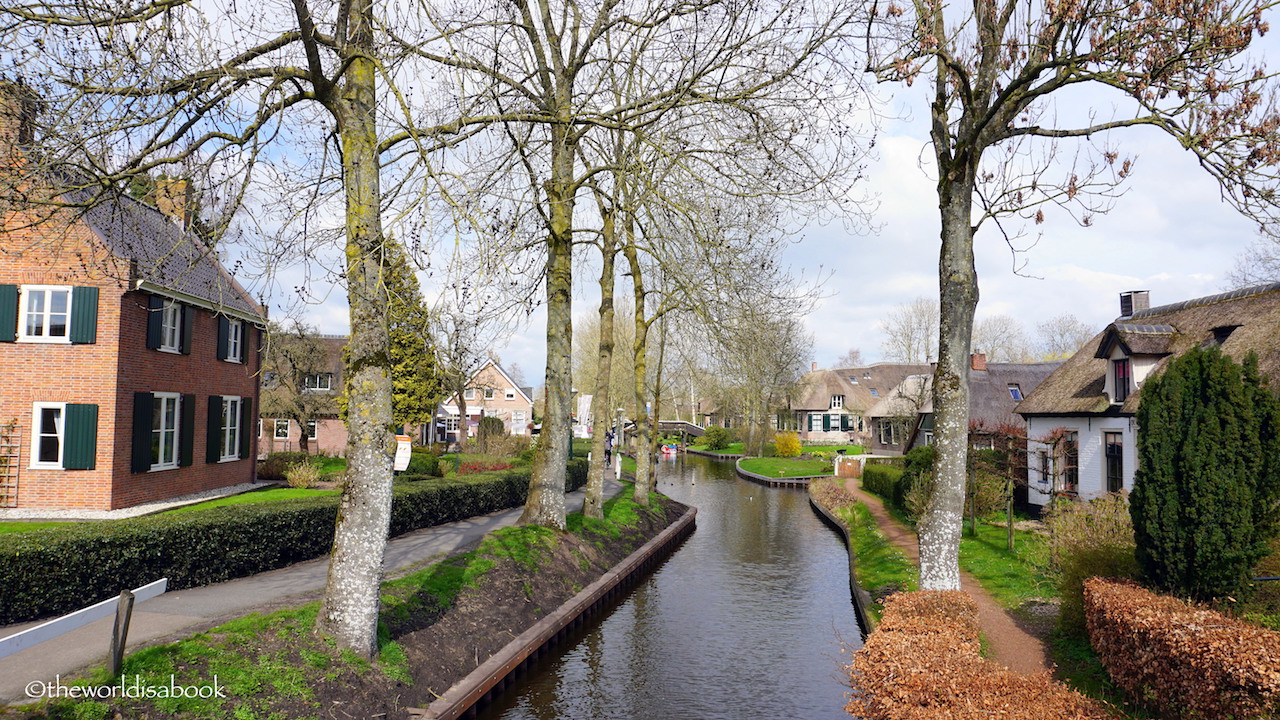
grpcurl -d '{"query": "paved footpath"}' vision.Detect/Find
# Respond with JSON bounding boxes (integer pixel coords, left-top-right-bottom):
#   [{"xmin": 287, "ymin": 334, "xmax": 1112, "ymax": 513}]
[
  {"xmin": 842, "ymin": 476, "xmax": 1052, "ymax": 676},
  {"xmin": 0, "ymin": 475, "xmax": 622, "ymax": 706}
]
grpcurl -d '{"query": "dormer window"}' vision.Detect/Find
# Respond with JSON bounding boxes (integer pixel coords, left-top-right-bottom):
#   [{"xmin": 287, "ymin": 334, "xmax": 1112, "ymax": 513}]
[
  {"xmin": 1113, "ymin": 358, "xmax": 1131, "ymax": 403},
  {"xmin": 830, "ymin": 395, "xmax": 844, "ymax": 409},
  {"xmin": 869, "ymin": 388, "xmax": 879, "ymax": 398},
  {"xmin": 1008, "ymin": 384, "xmax": 1023, "ymax": 401}
]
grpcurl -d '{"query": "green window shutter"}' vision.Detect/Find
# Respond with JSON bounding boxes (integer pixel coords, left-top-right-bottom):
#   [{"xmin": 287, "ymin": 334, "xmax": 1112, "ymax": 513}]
[
  {"xmin": 179, "ymin": 394, "xmax": 195, "ymax": 467},
  {"xmin": 206, "ymin": 395, "xmax": 223, "ymax": 463},
  {"xmin": 216, "ymin": 316, "xmax": 229, "ymax": 360},
  {"xmin": 131, "ymin": 392, "xmax": 154, "ymax": 473},
  {"xmin": 239, "ymin": 398, "xmax": 253, "ymax": 459},
  {"xmin": 822, "ymin": 414, "xmax": 831, "ymax": 432},
  {"xmin": 69, "ymin": 286, "xmax": 99, "ymax": 344},
  {"xmin": 179, "ymin": 306, "xmax": 193, "ymax": 355},
  {"xmin": 0, "ymin": 285, "xmax": 17, "ymax": 343},
  {"xmin": 63, "ymin": 404, "xmax": 98, "ymax": 470},
  {"xmin": 840, "ymin": 414, "xmax": 852, "ymax": 431},
  {"xmin": 145, "ymin": 295, "xmax": 164, "ymax": 349}
]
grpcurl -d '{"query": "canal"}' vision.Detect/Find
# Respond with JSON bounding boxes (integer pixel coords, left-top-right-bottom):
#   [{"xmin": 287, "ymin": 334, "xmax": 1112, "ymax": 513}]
[{"xmin": 478, "ymin": 453, "xmax": 863, "ymax": 720}]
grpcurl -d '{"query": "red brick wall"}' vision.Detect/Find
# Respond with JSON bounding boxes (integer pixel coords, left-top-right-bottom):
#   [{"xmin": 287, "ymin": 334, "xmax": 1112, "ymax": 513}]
[
  {"xmin": 0, "ymin": 207, "xmax": 261, "ymax": 510},
  {"xmin": 258, "ymin": 416, "xmax": 347, "ymax": 457}
]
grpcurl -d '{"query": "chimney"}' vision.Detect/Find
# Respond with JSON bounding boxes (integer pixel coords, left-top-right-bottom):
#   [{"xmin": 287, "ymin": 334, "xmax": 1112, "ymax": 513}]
[
  {"xmin": 1120, "ymin": 290, "xmax": 1150, "ymax": 317},
  {"xmin": 971, "ymin": 352, "xmax": 987, "ymax": 371},
  {"xmin": 154, "ymin": 178, "xmax": 195, "ymax": 229},
  {"xmin": 811, "ymin": 361, "xmax": 818, "ymax": 372},
  {"xmin": 0, "ymin": 81, "xmax": 39, "ymax": 153}
]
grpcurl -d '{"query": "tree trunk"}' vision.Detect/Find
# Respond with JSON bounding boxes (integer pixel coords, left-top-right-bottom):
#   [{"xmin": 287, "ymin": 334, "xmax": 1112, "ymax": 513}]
[
  {"xmin": 624, "ymin": 235, "xmax": 652, "ymax": 507},
  {"xmin": 317, "ymin": 0, "xmax": 395, "ymax": 659},
  {"xmin": 456, "ymin": 388, "xmax": 469, "ymax": 451},
  {"xmin": 585, "ymin": 207, "xmax": 617, "ymax": 520},
  {"xmin": 917, "ymin": 170, "xmax": 978, "ymax": 592},
  {"xmin": 520, "ymin": 118, "xmax": 574, "ymax": 530}
]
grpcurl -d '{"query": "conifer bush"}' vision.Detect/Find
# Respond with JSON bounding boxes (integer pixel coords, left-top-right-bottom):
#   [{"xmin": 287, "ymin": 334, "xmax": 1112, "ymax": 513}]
[
  {"xmin": 702, "ymin": 425, "xmax": 731, "ymax": 451},
  {"xmin": 1130, "ymin": 347, "xmax": 1280, "ymax": 602}
]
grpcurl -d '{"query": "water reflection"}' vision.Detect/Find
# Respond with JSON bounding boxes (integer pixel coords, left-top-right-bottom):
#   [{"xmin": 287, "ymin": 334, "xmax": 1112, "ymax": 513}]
[{"xmin": 479, "ymin": 455, "xmax": 862, "ymax": 720}]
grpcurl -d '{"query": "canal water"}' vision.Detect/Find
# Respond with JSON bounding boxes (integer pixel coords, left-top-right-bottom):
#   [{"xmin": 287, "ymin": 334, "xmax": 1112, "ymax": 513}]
[{"xmin": 478, "ymin": 454, "xmax": 863, "ymax": 720}]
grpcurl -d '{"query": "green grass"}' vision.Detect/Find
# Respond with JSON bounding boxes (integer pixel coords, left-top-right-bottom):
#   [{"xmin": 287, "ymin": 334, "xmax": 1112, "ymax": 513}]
[
  {"xmin": 312, "ymin": 455, "xmax": 347, "ymax": 478},
  {"xmin": 688, "ymin": 441, "xmax": 745, "ymax": 455},
  {"xmin": 803, "ymin": 444, "xmax": 865, "ymax": 455},
  {"xmin": 1050, "ymin": 633, "xmax": 1157, "ymax": 719},
  {"xmin": 739, "ymin": 456, "xmax": 832, "ymax": 477},
  {"xmin": 620, "ymin": 455, "xmax": 637, "ymax": 476},
  {"xmin": 166, "ymin": 487, "xmax": 339, "ymax": 514},
  {"xmin": 956, "ymin": 518, "xmax": 1051, "ymax": 608},
  {"xmin": 835, "ymin": 501, "xmax": 918, "ymax": 621},
  {"xmin": 0, "ymin": 521, "xmax": 74, "ymax": 534}
]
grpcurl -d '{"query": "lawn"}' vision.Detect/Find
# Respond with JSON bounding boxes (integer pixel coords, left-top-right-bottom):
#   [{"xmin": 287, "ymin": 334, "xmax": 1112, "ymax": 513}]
[
  {"xmin": 804, "ymin": 444, "xmax": 865, "ymax": 455},
  {"xmin": 167, "ymin": 487, "xmax": 339, "ymax": 514},
  {"xmin": 739, "ymin": 456, "xmax": 832, "ymax": 477},
  {"xmin": 0, "ymin": 520, "xmax": 74, "ymax": 534},
  {"xmin": 956, "ymin": 517, "xmax": 1051, "ymax": 608},
  {"xmin": 688, "ymin": 441, "xmax": 745, "ymax": 455}
]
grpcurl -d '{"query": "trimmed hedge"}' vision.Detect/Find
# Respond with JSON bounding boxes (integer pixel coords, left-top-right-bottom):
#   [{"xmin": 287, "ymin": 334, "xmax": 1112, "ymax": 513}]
[
  {"xmin": 0, "ymin": 458, "xmax": 588, "ymax": 624},
  {"xmin": 849, "ymin": 591, "xmax": 1110, "ymax": 719},
  {"xmin": 861, "ymin": 464, "xmax": 906, "ymax": 507},
  {"xmin": 1084, "ymin": 577, "xmax": 1280, "ymax": 719}
]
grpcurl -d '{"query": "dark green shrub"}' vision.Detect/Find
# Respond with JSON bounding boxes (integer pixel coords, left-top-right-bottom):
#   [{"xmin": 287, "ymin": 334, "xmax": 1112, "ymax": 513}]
[
  {"xmin": 258, "ymin": 451, "xmax": 314, "ymax": 481},
  {"xmin": 1131, "ymin": 347, "xmax": 1280, "ymax": 602},
  {"xmin": 902, "ymin": 445, "xmax": 935, "ymax": 479},
  {"xmin": 0, "ymin": 457, "xmax": 592, "ymax": 624},
  {"xmin": 862, "ymin": 464, "xmax": 905, "ymax": 501},
  {"xmin": 703, "ymin": 425, "xmax": 731, "ymax": 451},
  {"xmin": 404, "ymin": 451, "xmax": 440, "ymax": 477}
]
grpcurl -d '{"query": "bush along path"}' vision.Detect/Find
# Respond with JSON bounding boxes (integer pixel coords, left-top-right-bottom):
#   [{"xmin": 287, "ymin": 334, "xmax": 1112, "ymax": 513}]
[{"xmin": 835, "ymin": 477, "xmax": 1051, "ymax": 676}]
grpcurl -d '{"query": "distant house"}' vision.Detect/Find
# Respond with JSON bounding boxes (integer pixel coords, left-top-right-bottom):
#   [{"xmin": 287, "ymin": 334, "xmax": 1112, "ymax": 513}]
[
  {"xmin": 257, "ymin": 334, "xmax": 349, "ymax": 456},
  {"xmin": 790, "ymin": 362, "xmax": 932, "ymax": 446},
  {"xmin": 1016, "ymin": 286, "xmax": 1280, "ymax": 509},
  {"xmin": 440, "ymin": 359, "xmax": 534, "ymax": 441},
  {"xmin": 866, "ymin": 354, "xmax": 1062, "ymax": 455},
  {"xmin": 0, "ymin": 88, "xmax": 267, "ymax": 510}
]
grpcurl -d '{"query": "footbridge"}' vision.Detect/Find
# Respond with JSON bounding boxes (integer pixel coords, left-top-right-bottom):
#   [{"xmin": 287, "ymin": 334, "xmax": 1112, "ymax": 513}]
[{"xmin": 657, "ymin": 420, "xmax": 704, "ymax": 437}]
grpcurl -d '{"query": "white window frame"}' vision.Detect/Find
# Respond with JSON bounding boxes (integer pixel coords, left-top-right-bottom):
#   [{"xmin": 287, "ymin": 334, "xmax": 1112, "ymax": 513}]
[
  {"xmin": 484, "ymin": 388, "xmax": 495, "ymax": 400},
  {"xmin": 19, "ymin": 285, "xmax": 72, "ymax": 343},
  {"xmin": 303, "ymin": 373, "xmax": 333, "ymax": 392},
  {"xmin": 830, "ymin": 395, "xmax": 844, "ymax": 409},
  {"xmin": 30, "ymin": 402, "xmax": 66, "ymax": 469},
  {"xmin": 159, "ymin": 299, "xmax": 182, "ymax": 353},
  {"xmin": 444, "ymin": 416, "xmax": 460, "ymax": 431},
  {"xmin": 505, "ymin": 389, "xmax": 516, "ymax": 400},
  {"xmin": 225, "ymin": 319, "xmax": 243, "ymax": 363},
  {"xmin": 220, "ymin": 396, "xmax": 242, "ymax": 462},
  {"xmin": 305, "ymin": 419, "xmax": 318, "ymax": 439},
  {"xmin": 274, "ymin": 419, "xmax": 290, "ymax": 439},
  {"xmin": 463, "ymin": 388, "xmax": 476, "ymax": 401},
  {"xmin": 512, "ymin": 411, "xmax": 526, "ymax": 424},
  {"xmin": 151, "ymin": 392, "xmax": 181, "ymax": 470}
]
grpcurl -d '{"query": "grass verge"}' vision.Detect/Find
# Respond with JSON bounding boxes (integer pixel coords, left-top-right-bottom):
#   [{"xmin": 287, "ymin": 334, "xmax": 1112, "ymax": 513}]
[
  {"xmin": 739, "ymin": 456, "xmax": 832, "ymax": 478},
  {"xmin": 956, "ymin": 518, "xmax": 1050, "ymax": 608}
]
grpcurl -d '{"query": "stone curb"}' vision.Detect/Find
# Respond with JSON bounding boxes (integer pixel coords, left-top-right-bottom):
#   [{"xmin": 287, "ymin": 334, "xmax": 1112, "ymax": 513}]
[
  {"xmin": 807, "ymin": 490, "xmax": 876, "ymax": 638},
  {"xmin": 734, "ymin": 458, "xmax": 829, "ymax": 488},
  {"xmin": 415, "ymin": 504, "xmax": 698, "ymax": 720}
]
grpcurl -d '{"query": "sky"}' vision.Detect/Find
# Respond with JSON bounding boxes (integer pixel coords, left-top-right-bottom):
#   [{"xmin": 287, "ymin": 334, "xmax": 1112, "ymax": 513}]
[{"xmin": 277, "ymin": 64, "xmax": 1269, "ymax": 386}]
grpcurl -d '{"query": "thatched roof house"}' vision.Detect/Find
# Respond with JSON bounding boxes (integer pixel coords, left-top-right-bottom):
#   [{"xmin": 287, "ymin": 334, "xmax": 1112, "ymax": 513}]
[
  {"xmin": 790, "ymin": 362, "xmax": 930, "ymax": 444},
  {"xmin": 1017, "ymin": 284, "xmax": 1280, "ymax": 508}
]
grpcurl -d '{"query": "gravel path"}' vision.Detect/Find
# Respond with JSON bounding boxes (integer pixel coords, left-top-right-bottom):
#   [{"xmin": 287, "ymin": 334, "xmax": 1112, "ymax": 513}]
[{"xmin": 843, "ymin": 477, "xmax": 1052, "ymax": 676}]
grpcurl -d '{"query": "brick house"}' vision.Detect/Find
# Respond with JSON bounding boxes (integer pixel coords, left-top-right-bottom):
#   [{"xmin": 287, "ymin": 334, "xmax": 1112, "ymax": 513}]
[
  {"xmin": 258, "ymin": 334, "xmax": 349, "ymax": 456},
  {"xmin": 0, "ymin": 90, "xmax": 267, "ymax": 511},
  {"xmin": 440, "ymin": 359, "xmax": 534, "ymax": 441}
]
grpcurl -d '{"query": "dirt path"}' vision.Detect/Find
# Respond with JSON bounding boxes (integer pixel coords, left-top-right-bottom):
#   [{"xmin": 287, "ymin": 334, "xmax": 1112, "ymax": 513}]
[{"xmin": 843, "ymin": 477, "xmax": 1052, "ymax": 676}]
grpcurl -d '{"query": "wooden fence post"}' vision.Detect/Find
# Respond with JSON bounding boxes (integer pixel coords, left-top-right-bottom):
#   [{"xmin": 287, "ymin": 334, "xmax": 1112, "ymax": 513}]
[{"xmin": 109, "ymin": 589, "xmax": 136, "ymax": 677}]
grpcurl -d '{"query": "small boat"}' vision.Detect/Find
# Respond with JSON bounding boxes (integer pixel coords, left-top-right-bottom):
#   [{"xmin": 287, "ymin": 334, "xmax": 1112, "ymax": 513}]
[{"xmin": 661, "ymin": 443, "xmax": 679, "ymax": 455}]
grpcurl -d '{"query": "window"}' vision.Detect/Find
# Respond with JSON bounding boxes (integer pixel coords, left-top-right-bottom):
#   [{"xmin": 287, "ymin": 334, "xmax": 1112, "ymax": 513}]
[
  {"xmin": 877, "ymin": 420, "xmax": 900, "ymax": 446},
  {"xmin": 444, "ymin": 416, "xmax": 460, "ymax": 432},
  {"xmin": 19, "ymin": 286, "xmax": 71, "ymax": 342},
  {"xmin": 848, "ymin": 377, "xmax": 859, "ymax": 384},
  {"xmin": 224, "ymin": 319, "xmax": 243, "ymax": 363},
  {"xmin": 160, "ymin": 300, "xmax": 182, "ymax": 352},
  {"xmin": 31, "ymin": 403, "xmax": 64, "ymax": 468},
  {"xmin": 1061, "ymin": 431, "xmax": 1079, "ymax": 494},
  {"xmin": 305, "ymin": 420, "xmax": 317, "ymax": 439},
  {"xmin": 274, "ymin": 419, "xmax": 290, "ymax": 439},
  {"xmin": 262, "ymin": 371, "xmax": 278, "ymax": 388},
  {"xmin": 505, "ymin": 389, "xmax": 516, "ymax": 400},
  {"xmin": 1113, "ymin": 359, "xmax": 1131, "ymax": 403},
  {"xmin": 868, "ymin": 388, "xmax": 880, "ymax": 398},
  {"xmin": 1037, "ymin": 451, "xmax": 1051, "ymax": 489},
  {"xmin": 1008, "ymin": 384, "xmax": 1023, "ymax": 401},
  {"xmin": 830, "ymin": 395, "xmax": 844, "ymax": 409},
  {"xmin": 484, "ymin": 388, "xmax": 495, "ymax": 400},
  {"xmin": 303, "ymin": 373, "xmax": 333, "ymax": 391},
  {"xmin": 218, "ymin": 397, "xmax": 242, "ymax": 461},
  {"xmin": 512, "ymin": 411, "xmax": 526, "ymax": 424},
  {"xmin": 463, "ymin": 388, "xmax": 476, "ymax": 400},
  {"xmin": 1105, "ymin": 431, "xmax": 1124, "ymax": 493},
  {"xmin": 151, "ymin": 393, "xmax": 181, "ymax": 470}
]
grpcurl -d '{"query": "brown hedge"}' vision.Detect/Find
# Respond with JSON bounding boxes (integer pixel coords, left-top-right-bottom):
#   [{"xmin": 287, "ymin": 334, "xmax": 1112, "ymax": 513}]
[
  {"xmin": 1083, "ymin": 577, "xmax": 1280, "ymax": 719},
  {"xmin": 848, "ymin": 591, "xmax": 1112, "ymax": 720}
]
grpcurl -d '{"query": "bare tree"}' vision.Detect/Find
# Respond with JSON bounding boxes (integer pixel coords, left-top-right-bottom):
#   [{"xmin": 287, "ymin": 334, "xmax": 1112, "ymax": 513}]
[
  {"xmin": 835, "ymin": 348, "xmax": 864, "ymax": 367},
  {"xmin": 260, "ymin": 321, "xmax": 333, "ymax": 456},
  {"xmin": 867, "ymin": 0, "xmax": 1280, "ymax": 590},
  {"xmin": 1036, "ymin": 313, "xmax": 1096, "ymax": 359},
  {"xmin": 711, "ymin": 311, "xmax": 814, "ymax": 457},
  {"xmin": 1227, "ymin": 234, "xmax": 1280, "ymax": 288},
  {"xmin": 879, "ymin": 297, "xmax": 939, "ymax": 363},
  {"xmin": 972, "ymin": 314, "xmax": 1033, "ymax": 362}
]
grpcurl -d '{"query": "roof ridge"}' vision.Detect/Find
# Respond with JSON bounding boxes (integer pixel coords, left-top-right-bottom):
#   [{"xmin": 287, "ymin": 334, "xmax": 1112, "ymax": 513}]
[{"xmin": 1127, "ymin": 282, "xmax": 1280, "ymax": 319}]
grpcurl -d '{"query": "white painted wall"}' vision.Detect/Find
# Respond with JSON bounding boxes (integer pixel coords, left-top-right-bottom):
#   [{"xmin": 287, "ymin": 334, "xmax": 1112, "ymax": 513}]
[{"xmin": 1025, "ymin": 415, "xmax": 1138, "ymax": 507}]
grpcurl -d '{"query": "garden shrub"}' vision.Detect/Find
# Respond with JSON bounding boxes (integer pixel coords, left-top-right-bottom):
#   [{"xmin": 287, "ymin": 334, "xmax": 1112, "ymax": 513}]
[
  {"xmin": 849, "ymin": 591, "xmax": 1109, "ymax": 720},
  {"xmin": 404, "ymin": 450, "xmax": 440, "ymax": 477},
  {"xmin": 0, "ymin": 458, "xmax": 590, "ymax": 624},
  {"xmin": 861, "ymin": 464, "xmax": 905, "ymax": 505},
  {"xmin": 1044, "ymin": 493, "xmax": 1138, "ymax": 634},
  {"xmin": 284, "ymin": 462, "xmax": 321, "ymax": 489},
  {"xmin": 1084, "ymin": 577, "xmax": 1280, "ymax": 719},
  {"xmin": 774, "ymin": 431, "xmax": 802, "ymax": 458},
  {"xmin": 257, "ymin": 451, "xmax": 313, "ymax": 481},
  {"xmin": 702, "ymin": 425, "xmax": 731, "ymax": 451}
]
